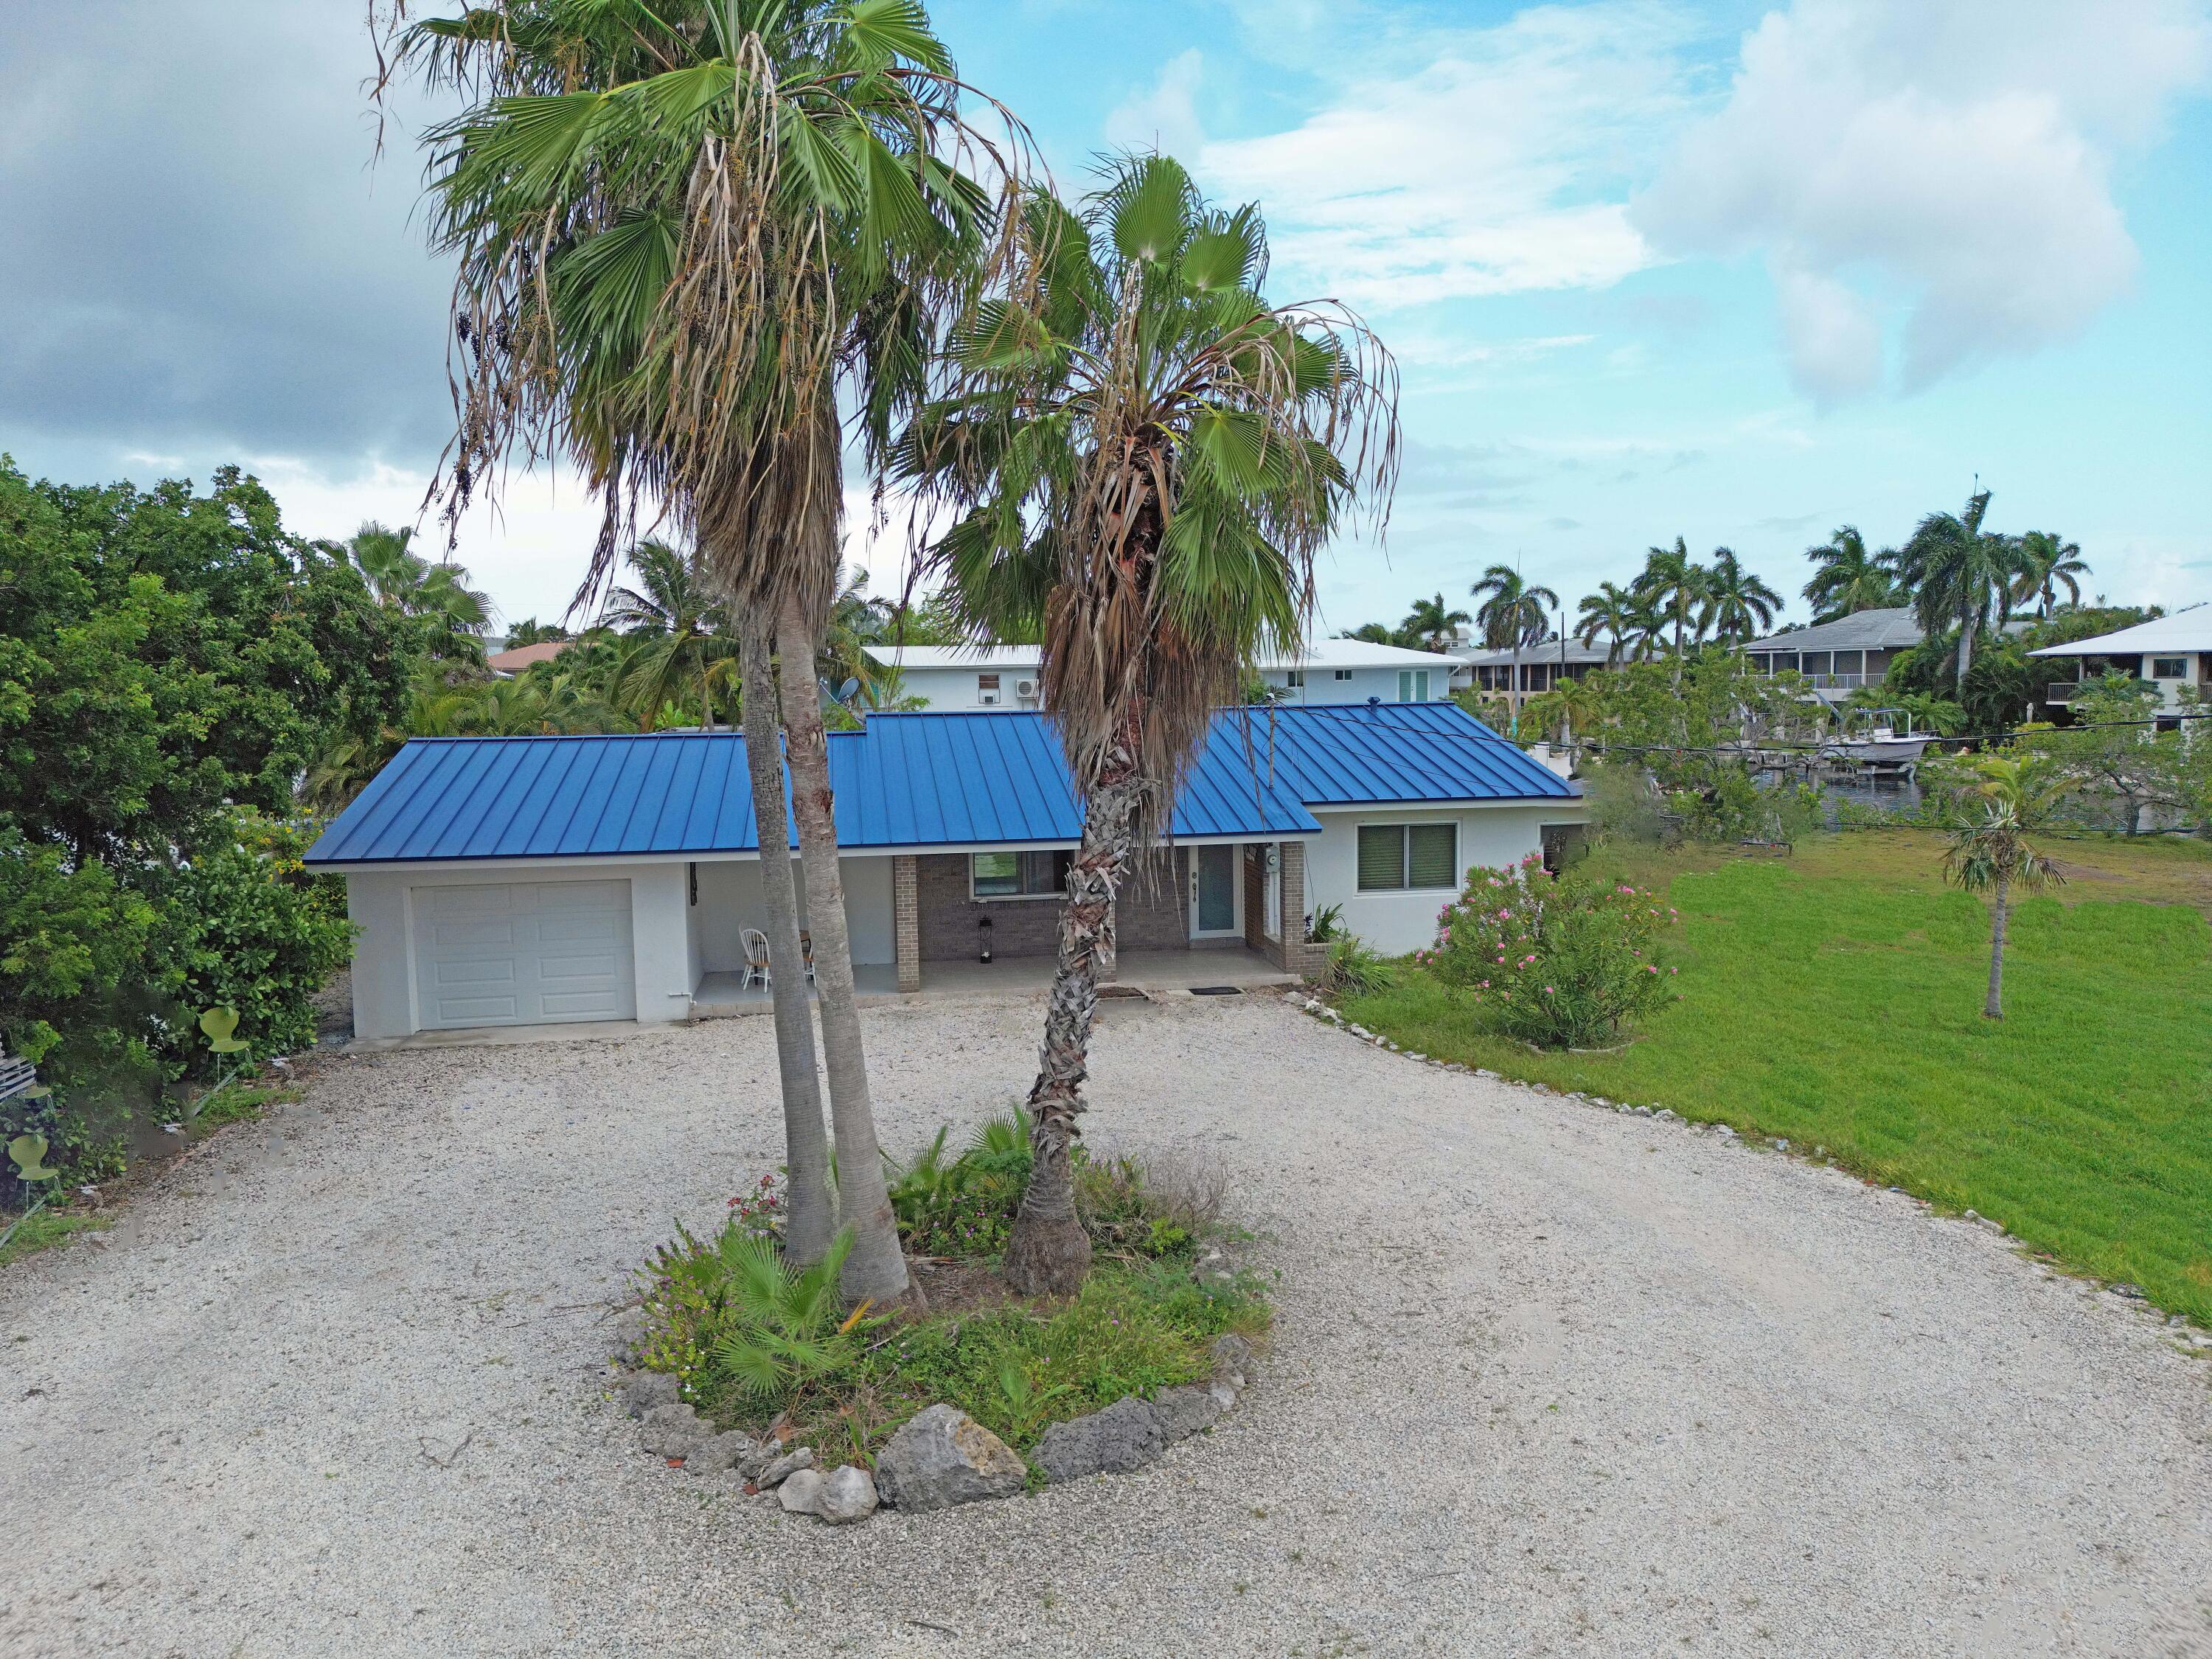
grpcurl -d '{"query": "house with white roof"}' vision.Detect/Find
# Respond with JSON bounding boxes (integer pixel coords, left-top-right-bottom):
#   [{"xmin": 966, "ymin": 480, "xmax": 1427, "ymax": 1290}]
[
  {"xmin": 870, "ymin": 639, "xmax": 1461, "ymax": 712},
  {"xmin": 2029, "ymin": 608, "xmax": 2211, "ymax": 714},
  {"xmin": 306, "ymin": 703, "xmax": 1581, "ymax": 1040}
]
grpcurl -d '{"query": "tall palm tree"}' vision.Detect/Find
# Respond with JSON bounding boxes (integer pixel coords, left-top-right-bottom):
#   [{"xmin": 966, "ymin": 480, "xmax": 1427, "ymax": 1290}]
[
  {"xmin": 1632, "ymin": 536, "xmax": 1711, "ymax": 684},
  {"xmin": 1574, "ymin": 581, "xmax": 1641, "ymax": 667},
  {"xmin": 1941, "ymin": 753, "xmax": 2065, "ymax": 1019},
  {"xmin": 1702, "ymin": 547, "xmax": 1782, "ymax": 645},
  {"xmin": 598, "ymin": 539, "xmax": 740, "ymax": 728},
  {"xmin": 347, "ymin": 521, "xmax": 495, "ymax": 640},
  {"xmin": 1401, "ymin": 592, "xmax": 1470, "ymax": 651},
  {"xmin": 1802, "ymin": 525, "xmax": 1902, "ymax": 622},
  {"xmin": 1468, "ymin": 565, "xmax": 1558, "ymax": 733},
  {"xmin": 2012, "ymin": 530, "xmax": 2090, "ymax": 619},
  {"xmin": 902, "ymin": 157, "xmax": 1398, "ymax": 1293},
  {"xmin": 1896, "ymin": 490, "xmax": 2020, "ymax": 695},
  {"xmin": 382, "ymin": 0, "xmax": 1022, "ymax": 1297}
]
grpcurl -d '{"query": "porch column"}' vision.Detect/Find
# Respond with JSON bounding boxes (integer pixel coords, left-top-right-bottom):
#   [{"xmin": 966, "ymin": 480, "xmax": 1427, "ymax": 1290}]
[
  {"xmin": 1275, "ymin": 840, "xmax": 1326, "ymax": 980},
  {"xmin": 892, "ymin": 855, "xmax": 922, "ymax": 992}
]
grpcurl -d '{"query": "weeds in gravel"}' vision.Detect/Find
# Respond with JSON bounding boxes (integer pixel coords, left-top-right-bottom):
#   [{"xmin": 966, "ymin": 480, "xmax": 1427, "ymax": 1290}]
[{"xmin": 0, "ymin": 1206, "xmax": 109, "ymax": 1268}]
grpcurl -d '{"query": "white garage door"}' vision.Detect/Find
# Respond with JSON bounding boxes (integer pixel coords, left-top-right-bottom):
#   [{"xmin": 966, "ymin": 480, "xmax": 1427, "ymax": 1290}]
[{"xmin": 411, "ymin": 880, "xmax": 636, "ymax": 1030}]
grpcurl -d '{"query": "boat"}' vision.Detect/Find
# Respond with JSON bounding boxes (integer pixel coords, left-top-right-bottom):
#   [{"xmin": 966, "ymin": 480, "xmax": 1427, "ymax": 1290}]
[{"xmin": 1822, "ymin": 709, "xmax": 1931, "ymax": 768}]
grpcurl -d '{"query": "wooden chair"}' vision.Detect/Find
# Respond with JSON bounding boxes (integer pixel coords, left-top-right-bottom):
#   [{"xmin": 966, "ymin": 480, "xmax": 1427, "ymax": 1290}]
[
  {"xmin": 740, "ymin": 927, "xmax": 772, "ymax": 990},
  {"xmin": 799, "ymin": 930, "xmax": 817, "ymax": 984}
]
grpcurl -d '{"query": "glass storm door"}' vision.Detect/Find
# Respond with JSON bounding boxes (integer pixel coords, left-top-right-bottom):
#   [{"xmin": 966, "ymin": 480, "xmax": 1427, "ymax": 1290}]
[{"xmin": 1192, "ymin": 845, "xmax": 1239, "ymax": 936}]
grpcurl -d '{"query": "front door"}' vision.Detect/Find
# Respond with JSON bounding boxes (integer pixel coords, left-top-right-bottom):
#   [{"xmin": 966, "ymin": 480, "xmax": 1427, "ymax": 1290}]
[{"xmin": 1190, "ymin": 844, "xmax": 1239, "ymax": 938}]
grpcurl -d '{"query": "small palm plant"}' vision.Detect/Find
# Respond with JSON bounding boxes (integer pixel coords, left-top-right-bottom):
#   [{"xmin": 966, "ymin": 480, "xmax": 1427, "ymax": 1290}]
[
  {"xmin": 687, "ymin": 1225, "xmax": 877, "ymax": 1416},
  {"xmin": 1941, "ymin": 754, "xmax": 2066, "ymax": 1020}
]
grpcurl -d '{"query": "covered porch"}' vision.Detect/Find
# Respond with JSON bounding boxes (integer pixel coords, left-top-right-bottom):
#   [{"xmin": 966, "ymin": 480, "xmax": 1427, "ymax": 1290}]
[
  {"xmin": 689, "ymin": 944, "xmax": 1293, "ymax": 1018},
  {"xmin": 686, "ymin": 838, "xmax": 1322, "ymax": 1018}
]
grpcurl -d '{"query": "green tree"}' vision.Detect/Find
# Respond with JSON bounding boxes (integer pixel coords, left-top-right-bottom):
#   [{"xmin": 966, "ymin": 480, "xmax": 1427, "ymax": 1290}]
[
  {"xmin": 383, "ymin": 0, "xmax": 1022, "ymax": 1296},
  {"xmin": 1632, "ymin": 536, "xmax": 1712, "ymax": 679},
  {"xmin": 1575, "ymin": 581, "xmax": 1642, "ymax": 666},
  {"xmin": 1701, "ymin": 547, "xmax": 1781, "ymax": 645},
  {"xmin": 1400, "ymin": 592, "xmax": 1470, "ymax": 650},
  {"xmin": 501, "ymin": 617, "xmax": 571, "ymax": 648},
  {"xmin": 598, "ymin": 539, "xmax": 740, "ymax": 728},
  {"xmin": 901, "ymin": 157, "xmax": 1398, "ymax": 1293},
  {"xmin": 346, "ymin": 521, "xmax": 495, "ymax": 650},
  {"xmin": 1468, "ymin": 565, "xmax": 1559, "ymax": 734},
  {"xmin": 1896, "ymin": 490, "xmax": 2020, "ymax": 695},
  {"xmin": 1802, "ymin": 525, "xmax": 1903, "ymax": 621},
  {"xmin": 1939, "ymin": 754, "xmax": 2065, "ymax": 1019},
  {"xmin": 2011, "ymin": 530, "xmax": 2090, "ymax": 619}
]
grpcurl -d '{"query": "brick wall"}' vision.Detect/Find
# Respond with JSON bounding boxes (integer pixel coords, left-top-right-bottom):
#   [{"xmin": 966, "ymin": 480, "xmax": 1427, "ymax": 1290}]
[
  {"xmin": 892, "ymin": 855, "xmax": 921, "ymax": 991},
  {"xmin": 915, "ymin": 848, "xmax": 1191, "ymax": 962},
  {"xmin": 1242, "ymin": 844, "xmax": 1267, "ymax": 953},
  {"xmin": 1273, "ymin": 839, "xmax": 1327, "ymax": 979}
]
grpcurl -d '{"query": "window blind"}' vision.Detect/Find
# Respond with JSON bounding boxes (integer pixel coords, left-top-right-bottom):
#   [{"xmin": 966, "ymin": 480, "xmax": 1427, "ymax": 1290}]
[
  {"xmin": 1357, "ymin": 825, "xmax": 1405, "ymax": 891},
  {"xmin": 1406, "ymin": 823, "xmax": 1457, "ymax": 889}
]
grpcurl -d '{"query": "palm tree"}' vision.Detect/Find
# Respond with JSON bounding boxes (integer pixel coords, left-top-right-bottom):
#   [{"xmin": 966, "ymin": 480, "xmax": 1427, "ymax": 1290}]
[
  {"xmin": 1468, "ymin": 565, "xmax": 1559, "ymax": 733},
  {"xmin": 902, "ymin": 157, "xmax": 1398, "ymax": 1293},
  {"xmin": 1401, "ymin": 593, "xmax": 1470, "ymax": 651},
  {"xmin": 347, "ymin": 521, "xmax": 495, "ymax": 641},
  {"xmin": 1702, "ymin": 548, "xmax": 1782, "ymax": 646},
  {"xmin": 382, "ymin": 0, "xmax": 1020, "ymax": 1297},
  {"xmin": 1941, "ymin": 753, "xmax": 2065, "ymax": 1018},
  {"xmin": 2012, "ymin": 530, "xmax": 2090, "ymax": 619},
  {"xmin": 1802, "ymin": 525, "xmax": 1903, "ymax": 622},
  {"xmin": 1340, "ymin": 621, "xmax": 1409, "ymax": 647},
  {"xmin": 502, "ymin": 617, "xmax": 571, "ymax": 648},
  {"xmin": 1633, "ymin": 538, "xmax": 1711, "ymax": 678},
  {"xmin": 598, "ymin": 539, "xmax": 740, "ymax": 728},
  {"xmin": 1897, "ymin": 491, "xmax": 2020, "ymax": 695},
  {"xmin": 1574, "ymin": 582, "xmax": 1641, "ymax": 667}
]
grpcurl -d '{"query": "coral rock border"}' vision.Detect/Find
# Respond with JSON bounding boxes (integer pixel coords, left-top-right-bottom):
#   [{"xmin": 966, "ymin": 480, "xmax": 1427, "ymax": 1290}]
[
  {"xmin": 602, "ymin": 1321, "xmax": 1257, "ymax": 1526},
  {"xmin": 1295, "ymin": 992, "xmax": 2212, "ymax": 1356}
]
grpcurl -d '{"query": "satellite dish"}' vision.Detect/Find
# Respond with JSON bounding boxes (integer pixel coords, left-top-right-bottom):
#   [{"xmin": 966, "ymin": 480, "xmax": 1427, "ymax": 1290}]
[{"xmin": 838, "ymin": 677, "xmax": 860, "ymax": 703}]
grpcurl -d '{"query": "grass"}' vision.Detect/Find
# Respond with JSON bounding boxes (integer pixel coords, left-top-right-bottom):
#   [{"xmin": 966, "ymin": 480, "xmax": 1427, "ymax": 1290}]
[
  {"xmin": 0, "ymin": 1205, "xmax": 111, "ymax": 1268},
  {"xmin": 1338, "ymin": 829, "xmax": 2212, "ymax": 1327}
]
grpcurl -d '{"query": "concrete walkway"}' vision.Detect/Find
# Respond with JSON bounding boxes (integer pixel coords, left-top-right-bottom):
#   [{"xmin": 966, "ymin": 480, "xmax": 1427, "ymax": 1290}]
[{"xmin": 4, "ymin": 995, "xmax": 2208, "ymax": 1656}]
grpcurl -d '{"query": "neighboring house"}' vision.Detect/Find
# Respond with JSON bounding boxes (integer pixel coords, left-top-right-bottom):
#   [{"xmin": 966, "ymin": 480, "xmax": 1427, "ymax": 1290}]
[
  {"xmin": 487, "ymin": 640, "xmax": 573, "ymax": 676},
  {"xmin": 1741, "ymin": 608, "xmax": 1925, "ymax": 704},
  {"xmin": 870, "ymin": 639, "xmax": 1461, "ymax": 712},
  {"xmin": 305, "ymin": 703, "xmax": 1582, "ymax": 1038},
  {"xmin": 2030, "ymin": 608, "xmax": 2211, "ymax": 714},
  {"xmin": 1451, "ymin": 638, "xmax": 1613, "ymax": 705}
]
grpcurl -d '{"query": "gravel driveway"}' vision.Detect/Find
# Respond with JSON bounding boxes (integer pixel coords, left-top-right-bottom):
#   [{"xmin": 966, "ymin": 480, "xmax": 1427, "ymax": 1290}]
[{"xmin": 7, "ymin": 992, "xmax": 2210, "ymax": 1658}]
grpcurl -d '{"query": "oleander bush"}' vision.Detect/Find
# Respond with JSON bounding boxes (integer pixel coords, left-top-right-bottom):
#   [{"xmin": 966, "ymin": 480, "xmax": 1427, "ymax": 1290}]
[{"xmin": 1427, "ymin": 854, "xmax": 1680, "ymax": 1048}]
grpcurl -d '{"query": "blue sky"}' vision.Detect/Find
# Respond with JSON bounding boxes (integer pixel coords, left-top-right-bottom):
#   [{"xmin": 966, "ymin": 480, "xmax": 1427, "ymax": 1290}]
[{"xmin": 3, "ymin": 0, "xmax": 2207, "ymax": 636}]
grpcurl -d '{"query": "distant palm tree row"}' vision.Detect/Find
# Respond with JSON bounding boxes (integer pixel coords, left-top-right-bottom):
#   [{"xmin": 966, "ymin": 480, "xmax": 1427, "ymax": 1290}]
[{"xmin": 1343, "ymin": 489, "xmax": 2090, "ymax": 697}]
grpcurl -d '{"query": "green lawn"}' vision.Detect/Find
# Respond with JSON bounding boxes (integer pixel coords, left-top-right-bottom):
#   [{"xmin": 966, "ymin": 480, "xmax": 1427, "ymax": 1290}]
[{"xmin": 1338, "ymin": 830, "xmax": 2212, "ymax": 1326}]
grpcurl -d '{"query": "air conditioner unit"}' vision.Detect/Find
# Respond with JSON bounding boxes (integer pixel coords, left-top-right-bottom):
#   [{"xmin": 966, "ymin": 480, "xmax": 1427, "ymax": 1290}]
[{"xmin": 1015, "ymin": 678, "xmax": 1039, "ymax": 701}]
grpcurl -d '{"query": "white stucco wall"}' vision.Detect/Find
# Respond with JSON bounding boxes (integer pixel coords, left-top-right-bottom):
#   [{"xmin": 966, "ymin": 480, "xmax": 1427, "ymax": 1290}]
[
  {"xmin": 1301, "ymin": 803, "xmax": 1582, "ymax": 955},
  {"xmin": 896, "ymin": 666, "xmax": 1043, "ymax": 712},
  {"xmin": 345, "ymin": 860, "xmax": 698, "ymax": 1039},
  {"xmin": 1256, "ymin": 665, "xmax": 1450, "ymax": 704},
  {"xmin": 693, "ymin": 855, "xmax": 896, "ymax": 971}
]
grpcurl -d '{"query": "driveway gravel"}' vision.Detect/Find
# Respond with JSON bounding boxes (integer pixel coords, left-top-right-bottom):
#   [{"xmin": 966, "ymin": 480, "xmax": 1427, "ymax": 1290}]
[{"xmin": 5, "ymin": 992, "xmax": 2210, "ymax": 1657}]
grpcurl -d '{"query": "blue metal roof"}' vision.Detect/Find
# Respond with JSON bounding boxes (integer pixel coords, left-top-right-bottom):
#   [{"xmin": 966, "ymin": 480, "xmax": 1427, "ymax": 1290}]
[
  {"xmin": 1227, "ymin": 700, "xmax": 1579, "ymax": 806},
  {"xmin": 306, "ymin": 702, "xmax": 1572, "ymax": 866}
]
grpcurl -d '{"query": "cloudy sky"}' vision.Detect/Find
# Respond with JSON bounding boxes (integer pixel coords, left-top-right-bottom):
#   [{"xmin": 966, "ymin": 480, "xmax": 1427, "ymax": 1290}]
[{"xmin": 4, "ymin": 0, "xmax": 2208, "ymax": 636}]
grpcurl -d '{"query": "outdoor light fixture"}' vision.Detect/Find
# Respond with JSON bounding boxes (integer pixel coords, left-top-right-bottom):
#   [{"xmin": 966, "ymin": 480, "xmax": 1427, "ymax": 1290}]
[{"xmin": 978, "ymin": 915, "xmax": 993, "ymax": 963}]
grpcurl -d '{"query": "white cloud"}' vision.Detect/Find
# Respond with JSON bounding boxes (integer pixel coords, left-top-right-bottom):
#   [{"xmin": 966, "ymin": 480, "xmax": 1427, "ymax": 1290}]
[
  {"xmin": 1195, "ymin": 3, "xmax": 1692, "ymax": 310},
  {"xmin": 1105, "ymin": 49, "xmax": 1206, "ymax": 159},
  {"xmin": 1633, "ymin": 0, "xmax": 2212, "ymax": 400}
]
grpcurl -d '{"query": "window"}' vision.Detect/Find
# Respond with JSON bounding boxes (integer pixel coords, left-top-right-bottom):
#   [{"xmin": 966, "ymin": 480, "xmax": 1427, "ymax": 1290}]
[
  {"xmin": 1334, "ymin": 668, "xmax": 1354, "ymax": 681},
  {"xmin": 2152, "ymin": 657, "xmax": 2189, "ymax": 680},
  {"xmin": 977, "ymin": 672, "xmax": 1001, "ymax": 705},
  {"xmin": 1284, "ymin": 669, "xmax": 1306, "ymax": 688},
  {"xmin": 971, "ymin": 849, "xmax": 1071, "ymax": 900},
  {"xmin": 1355, "ymin": 823, "xmax": 1458, "ymax": 891},
  {"xmin": 1397, "ymin": 668, "xmax": 1431, "ymax": 702}
]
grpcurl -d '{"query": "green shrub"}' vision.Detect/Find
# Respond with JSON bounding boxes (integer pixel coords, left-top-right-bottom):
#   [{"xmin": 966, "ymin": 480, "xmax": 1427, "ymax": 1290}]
[
  {"xmin": 884, "ymin": 1113, "xmax": 1030, "ymax": 1256},
  {"xmin": 1428, "ymin": 855, "xmax": 1680, "ymax": 1048},
  {"xmin": 1324, "ymin": 933, "xmax": 1397, "ymax": 995}
]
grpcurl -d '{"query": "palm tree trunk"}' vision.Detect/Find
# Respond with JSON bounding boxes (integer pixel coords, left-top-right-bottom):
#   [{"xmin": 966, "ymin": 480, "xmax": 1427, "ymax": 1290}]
[
  {"xmin": 1985, "ymin": 876, "xmax": 2008, "ymax": 1020},
  {"xmin": 1003, "ymin": 754, "xmax": 1139, "ymax": 1295},
  {"xmin": 1957, "ymin": 611, "xmax": 1978, "ymax": 696},
  {"xmin": 1508, "ymin": 642, "xmax": 1520, "ymax": 738},
  {"xmin": 737, "ymin": 618, "xmax": 832, "ymax": 1265},
  {"xmin": 773, "ymin": 595, "xmax": 908, "ymax": 1302}
]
